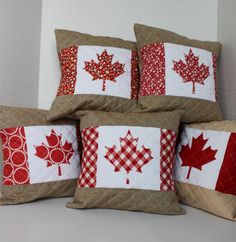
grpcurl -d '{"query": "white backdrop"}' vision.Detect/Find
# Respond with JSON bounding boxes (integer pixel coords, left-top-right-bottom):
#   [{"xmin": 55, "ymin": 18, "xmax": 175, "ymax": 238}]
[{"xmin": 38, "ymin": 0, "xmax": 218, "ymax": 109}]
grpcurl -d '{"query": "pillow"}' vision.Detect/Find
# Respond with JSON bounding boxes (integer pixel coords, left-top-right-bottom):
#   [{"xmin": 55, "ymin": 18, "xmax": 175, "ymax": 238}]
[
  {"xmin": 47, "ymin": 29, "xmax": 139, "ymax": 121},
  {"xmin": 67, "ymin": 111, "xmax": 185, "ymax": 215},
  {"xmin": 174, "ymin": 121, "xmax": 236, "ymax": 220},
  {"xmin": 134, "ymin": 23, "xmax": 222, "ymax": 123},
  {"xmin": 0, "ymin": 105, "xmax": 81, "ymax": 205}
]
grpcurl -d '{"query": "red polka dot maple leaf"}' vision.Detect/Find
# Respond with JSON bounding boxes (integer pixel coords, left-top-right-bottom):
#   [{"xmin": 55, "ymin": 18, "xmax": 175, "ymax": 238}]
[
  {"xmin": 104, "ymin": 130, "xmax": 153, "ymax": 184},
  {"xmin": 34, "ymin": 129, "xmax": 75, "ymax": 176},
  {"xmin": 173, "ymin": 49, "xmax": 210, "ymax": 94},
  {"xmin": 84, "ymin": 49, "xmax": 125, "ymax": 91},
  {"xmin": 179, "ymin": 133, "xmax": 218, "ymax": 179}
]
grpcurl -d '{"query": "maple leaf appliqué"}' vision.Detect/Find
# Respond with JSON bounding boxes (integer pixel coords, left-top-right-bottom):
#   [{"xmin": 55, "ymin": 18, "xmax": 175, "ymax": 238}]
[
  {"xmin": 104, "ymin": 130, "xmax": 153, "ymax": 184},
  {"xmin": 84, "ymin": 49, "xmax": 125, "ymax": 91},
  {"xmin": 173, "ymin": 49, "xmax": 210, "ymax": 94},
  {"xmin": 34, "ymin": 129, "xmax": 75, "ymax": 176},
  {"xmin": 179, "ymin": 133, "xmax": 217, "ymax": 179}
]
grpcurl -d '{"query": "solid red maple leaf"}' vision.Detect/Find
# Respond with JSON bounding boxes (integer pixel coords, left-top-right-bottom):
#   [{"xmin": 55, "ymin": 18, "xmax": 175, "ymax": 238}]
[
  {"xmin": 35, "ymin": 129, "xmax": 75, "ymax": 176},
  {"xmin": 104, "ymin": 130, "xmax": 153, "ymax": 184},
  {"xmin": 173, "ymin": 49, "xmax": 210, "ymax": 94},
  {"xmin": 179, "ymin": 133, "xmax": 217, "ymax": 179},
  {"xmin": 84, "ymin": 49, "xmax": 125, "ymax": 91}
]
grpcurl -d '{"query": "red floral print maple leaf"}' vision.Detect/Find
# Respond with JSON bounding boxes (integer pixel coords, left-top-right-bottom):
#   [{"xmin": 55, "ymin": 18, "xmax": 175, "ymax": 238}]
[
  {"xmin": 173, "ymin": 49, "xmax": 210, "ymax": 94},
  {"xmin": 179, "ymin": 133, "xmax": 217, "ymax": 179},
  {"xmin": 104, "ymin": 130, "xmax": 153, "ymax": 184},
  {"xmin": 35, "ymin": 129, "xmax": 75, "ymax": 176},
  {"xmin": 84, "ymin": 49, "xmax": 125, "ymax": 91}
]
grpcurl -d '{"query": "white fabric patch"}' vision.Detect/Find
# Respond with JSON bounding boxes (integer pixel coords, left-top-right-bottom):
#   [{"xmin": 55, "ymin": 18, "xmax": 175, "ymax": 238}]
[
  {"xmin": 164, "ymin": 43, "xmax": 216, "ymax": 102},
  {"xmin": 75, "ymin": 45, "xmax": 132, "ymax": 98},
  {"xmin": 174, "ymin": 127, "xmax": 230, "ymax": 190},
  {"xmin": 96, "ymin": 126, "xmax": 161, "ymax": 191},
  {"xmin": 25, "ymin": 125, "xmax": 80, "ymax": 184}
]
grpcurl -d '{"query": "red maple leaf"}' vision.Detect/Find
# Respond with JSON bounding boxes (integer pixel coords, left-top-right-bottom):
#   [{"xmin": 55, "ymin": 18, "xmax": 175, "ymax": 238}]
[
  {"xmin": 179, "ymin": 133, "xmax": 217, "ymax": 179},
  {"xmin": 84, "ymin": 49, "xmax": 125, "ymax": 91},
  {"xmin": 35, "ymin": 129, "xmax": 75, "ymax": 176},
  {"xmin": 173, "ymin": 49, "xmax": 210, "ymax": 94},
  {"xmin": 104, "ymin": 130, "xmax": 153, "ymax": 184}
]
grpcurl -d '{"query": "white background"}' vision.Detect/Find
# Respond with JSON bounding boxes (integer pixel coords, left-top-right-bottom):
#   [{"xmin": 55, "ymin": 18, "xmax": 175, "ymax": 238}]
[
  {"xmin": 96, "ymin": 126, "xmax": 161, "ymax": 190},
  {"xmin": 174, "ymin": 127, "xmax": 230, "ymax": 190},
  {"xmin": 25, "ymin": 125, "xmax": 80, "ymax": 184},
  {"xmin": 76, "ymin": 46, "xmax": 132, "ymax": 98}
]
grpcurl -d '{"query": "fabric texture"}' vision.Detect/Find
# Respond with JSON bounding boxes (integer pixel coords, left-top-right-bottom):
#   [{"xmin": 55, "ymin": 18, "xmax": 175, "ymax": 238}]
[
  {"xmin": 134, "ymin": 23, "xmax": 222, "ymax": 123},
  {"xmin": 67, "ymin": 111, "xmax": 185, "ymax": 215},
  {"xmin": 0, "ymin": 105, "xmax": 81, "ymax": 205},
  {"xmin": 48, "ymin": 29, "xmax": 139, "ymax": 121},
  {"xmin": 174, "ymin": 120, "xmax": 236, "ymax": 220}
]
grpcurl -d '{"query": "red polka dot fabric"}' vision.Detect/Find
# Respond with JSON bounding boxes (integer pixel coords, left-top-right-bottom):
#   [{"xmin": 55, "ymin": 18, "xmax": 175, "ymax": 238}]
[
  {"xmin": 57, "ymin": 46, "xmax": 78, "ymax": 96},
  {"xmin": 139, "ymin": 43, "xmax": 165, "ymax": 96}
]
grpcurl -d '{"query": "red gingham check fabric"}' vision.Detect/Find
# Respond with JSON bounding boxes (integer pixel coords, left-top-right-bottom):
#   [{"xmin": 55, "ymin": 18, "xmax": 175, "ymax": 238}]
[
  {"xmin": 104, "ymin": 130, "xmax": 153, "ymax": 174},
  {"xmin": 160, "ymin": 129, "xmax": 177, "ymax": 191},
  {"xmin": 78, "ymin": 127, "xmax": 98, "ymax": 187}
]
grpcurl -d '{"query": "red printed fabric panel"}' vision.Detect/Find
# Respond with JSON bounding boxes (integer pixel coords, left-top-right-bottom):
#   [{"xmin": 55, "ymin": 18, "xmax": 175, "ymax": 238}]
[
  {"xmin": 78, "ymin": 127, "xmax": 99, "ymax": 187},
  {"xmin": 139, "ymin": 43, "xmax": 166, "ymax": 96},
  {"xmin": 139, "ymin": 42, "xmax": 216, "ymax": 102},
  {"xmin": 215, "ymin": 133, "xmax": 236, "ymax": 196},
  {"xmin": 0, "ymin": 125, "xmax": 81, "ymax": 186},
  {"xmin": 130, "ymin": 51, "xmax": 139, "ymax": 99},
  {"xmin": 212, "ymin": 54, "xmax": 218, "ymax": 101},
  {"xmin": 160, "ymin": 129, "xmax": 176, "ymax": 191},
  {"xmin": 57, "ymin": 46, "xmax": 78, "ymax": 96},
  {"xmin": 0, "ymin": 127, "xmax": 30, "ymax": 185}
]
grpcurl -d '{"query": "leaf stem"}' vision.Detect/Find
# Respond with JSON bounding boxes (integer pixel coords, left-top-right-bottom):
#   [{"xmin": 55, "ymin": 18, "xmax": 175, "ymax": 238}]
[
  {"xmin": 186, "ymin": 167, "xmax": 192, "ymax": 179},
  {"xmin": 58, "ymin": 165, "xmax": 62, "ymax": 176}
]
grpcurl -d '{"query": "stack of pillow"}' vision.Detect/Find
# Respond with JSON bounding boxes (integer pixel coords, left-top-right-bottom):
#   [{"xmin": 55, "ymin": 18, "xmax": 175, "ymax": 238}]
[{"xmin": 0, "ymin": 23, "xmax": 235, "ymax": 221}]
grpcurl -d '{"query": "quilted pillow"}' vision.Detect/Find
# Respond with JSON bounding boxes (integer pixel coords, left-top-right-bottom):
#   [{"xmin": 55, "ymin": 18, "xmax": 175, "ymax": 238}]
[
  {"xmin": 67, "ymin": 111, "xmax": 185, "ymax": 215},
  {"xmin": 174, "ymin": 121, "xmax": 236, "ymax": 220},
  {"xmin": 47, "ymin": 29, "xmax": 139, "ymax": 121},
  {"xmin": 134, "ymin": 23, "xmax": 222, "ymax": 123},
  {"xmin": 0, "ymin": 105, "xmax": 81, "ymax": 205}
]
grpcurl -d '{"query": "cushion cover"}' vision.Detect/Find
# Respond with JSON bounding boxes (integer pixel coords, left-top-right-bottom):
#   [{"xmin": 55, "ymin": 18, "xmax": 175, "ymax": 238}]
[
  {"xmin": 48, "ymin": 29, "xmax": 139, "ymax": 121},
  {"xmin": 134, "ymin": 23, "xmax": 222, "ymax": 123},
  {"xmin": 0, "ymin": 105, "xmax": 81, "ymax": 205},
  {"xmin": 174, "ymin": 121, "xmax": 236, "ymax": 220},
  {"xmin": 67, "ymin": 111, "xmax": 185, "ymax": 215}
]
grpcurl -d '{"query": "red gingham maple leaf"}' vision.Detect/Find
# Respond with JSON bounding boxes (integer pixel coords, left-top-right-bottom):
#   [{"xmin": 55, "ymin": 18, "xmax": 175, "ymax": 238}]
[
  {"xmin": 173, "ymin": 49, "xmax": 210, "ymax": 94},
  {"xmin": 84, "ymin": 49, "xmax": 125, "ymax": 91},
  {"xmin": 104, "ymin": 130, "xmax": 153, "ymax": 184},
  {"xmin": 35, "ymin": 129, "xmax": 75, "ymax": 176},
  {"xmin": 179, "ymin": 133, "xmax": 217, "ymax": 179}
]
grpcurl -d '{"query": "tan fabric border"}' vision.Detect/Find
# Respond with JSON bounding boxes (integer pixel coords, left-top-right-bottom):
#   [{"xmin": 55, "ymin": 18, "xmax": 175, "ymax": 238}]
[
  {"xmin": 47, "ymin": 94, "xmax": 138, "ymax": 121},
  {"xmin": 134, "ymin": 23, "xmax": 221, "ymax": 57},
  {"xmin": 55, "ymin": 29, "xmax": 137, "ymax": 52},
  {"xmin": 0, "ymin": 179, "xmax": 77, "ymax": 205},
  {"xmin": 67, "ymin": 187, "xmax": 185, "ymax": 215},
  {"xmin": 175, "ymin": 181, "xmax": 236, "ymax": 221},
  {"xmin": 137, "ymin": 96, "xmax": 222, "ymax": 123},
  {"xmin": 187, "ymin": 120, "xmax": 236, "ymax": 132},
  {"xmin": 80, "ymin": 110, "xmax": 182, "ymax": 133}
]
